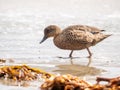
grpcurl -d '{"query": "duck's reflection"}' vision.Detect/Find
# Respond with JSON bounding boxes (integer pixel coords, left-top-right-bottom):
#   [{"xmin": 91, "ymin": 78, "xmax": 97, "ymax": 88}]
[
  {"xmin": 57, "ymin": 56, "xmax": 92, "ymax": 66},
  {"xmin": 87, "ymin": 57, "xmax": 92, "ymax": 66},
  {"xmin": 54, "ymin": 65, "xmax": 102, "ymax": 77},
  {"xmin": 53, "ymin": 57, "xmax": 103, "ymax": 76}
]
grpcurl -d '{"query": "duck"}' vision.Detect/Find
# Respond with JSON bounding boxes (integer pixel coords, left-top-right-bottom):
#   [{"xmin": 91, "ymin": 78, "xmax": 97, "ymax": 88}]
[{"xmin": 40, "ymin": 25, "xmax": 111, "ymax": 58}]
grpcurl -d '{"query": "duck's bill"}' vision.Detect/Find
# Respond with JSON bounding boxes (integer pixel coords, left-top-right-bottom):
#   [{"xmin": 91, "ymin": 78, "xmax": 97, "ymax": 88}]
[{"xmin": 40, "ymin": 36, "xmax": 47, "ymax": 44}]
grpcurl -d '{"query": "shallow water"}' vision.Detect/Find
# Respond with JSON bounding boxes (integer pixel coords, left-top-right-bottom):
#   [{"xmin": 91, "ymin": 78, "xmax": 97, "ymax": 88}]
[{"xmin": 0, "ymin": 0, "xmax": 120, "ymax": 90}]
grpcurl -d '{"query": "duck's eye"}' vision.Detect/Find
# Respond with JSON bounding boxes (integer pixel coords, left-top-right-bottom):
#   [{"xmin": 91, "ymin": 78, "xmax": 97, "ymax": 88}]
[
  {"xmin": 47, "ymin": 29, "xmax": 51, "ymax": 33},
  {"xmin": 45, "ymin": 29, "xmax": 51, "ymax": 34}
]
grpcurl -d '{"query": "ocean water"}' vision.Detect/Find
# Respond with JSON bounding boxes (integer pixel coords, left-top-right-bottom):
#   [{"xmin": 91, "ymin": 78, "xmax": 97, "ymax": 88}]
[{"xmin": 0, "ymin": 0, "xmax": 120, "ymax": 90}]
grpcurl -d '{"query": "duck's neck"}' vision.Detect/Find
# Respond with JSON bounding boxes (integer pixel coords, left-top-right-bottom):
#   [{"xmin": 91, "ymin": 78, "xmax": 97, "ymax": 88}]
[{"xmin": 54, "ymin": 29, "xmax": 62, "ymax": 37}]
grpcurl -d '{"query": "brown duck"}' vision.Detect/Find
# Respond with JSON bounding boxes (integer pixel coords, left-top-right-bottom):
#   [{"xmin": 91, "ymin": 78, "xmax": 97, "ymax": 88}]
[{"xmin": 40, "ymin": 25, "xmax": 111, "ymax": 58}]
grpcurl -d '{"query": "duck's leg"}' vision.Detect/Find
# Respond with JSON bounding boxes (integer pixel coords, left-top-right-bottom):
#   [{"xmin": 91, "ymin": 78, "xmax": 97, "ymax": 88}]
[
  {"xmin": 86, "ymin": 48, "xmax": 92, "ymax": 58},
  {"xmin": 69, "ymin": 50, "xmax": 73, "ymax": 58}
]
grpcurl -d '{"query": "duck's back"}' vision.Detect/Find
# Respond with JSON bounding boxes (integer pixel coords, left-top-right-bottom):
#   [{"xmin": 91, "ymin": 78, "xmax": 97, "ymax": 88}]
[
  {"xmin": 54, "ymin": 25, "xmax": 110, "ymax": 50},
  {"xmin": 64, "ymin": 25, "xmax": 102, "ymax": 33}
]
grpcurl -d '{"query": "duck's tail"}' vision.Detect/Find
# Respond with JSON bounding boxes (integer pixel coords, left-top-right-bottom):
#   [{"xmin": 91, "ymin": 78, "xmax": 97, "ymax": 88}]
[{"xmin": 92, "ymin": 34, "xmax": 112, "ymax": 46}]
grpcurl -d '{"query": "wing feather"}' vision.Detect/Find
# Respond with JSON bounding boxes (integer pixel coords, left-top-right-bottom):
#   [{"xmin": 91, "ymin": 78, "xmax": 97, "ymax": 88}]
[{"xmin": 63, "ymin": 29, "xmax": 94, "ymax": 44}]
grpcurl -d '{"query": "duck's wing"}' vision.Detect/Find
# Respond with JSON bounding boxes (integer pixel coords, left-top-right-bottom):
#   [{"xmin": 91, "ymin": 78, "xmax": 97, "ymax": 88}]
[
  {"xmin": 64, "ymin": 25, "xmax": 104, "ymax": 34},
  {"xmin": 62, "ymin": 28, "xmax": 94, "ymax": 44}
]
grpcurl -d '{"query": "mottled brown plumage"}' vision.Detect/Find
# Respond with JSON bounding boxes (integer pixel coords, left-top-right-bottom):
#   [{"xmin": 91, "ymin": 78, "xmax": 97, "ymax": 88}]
[{"xmin": 40, "ymin": 25, "xmax": 111, "ymax": 58}]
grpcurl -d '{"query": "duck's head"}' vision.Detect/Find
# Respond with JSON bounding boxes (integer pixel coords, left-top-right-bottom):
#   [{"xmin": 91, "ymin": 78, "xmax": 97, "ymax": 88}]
[{"xmin": 40, "ymin": 25, "xmax": 61, "ymax": 44}]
